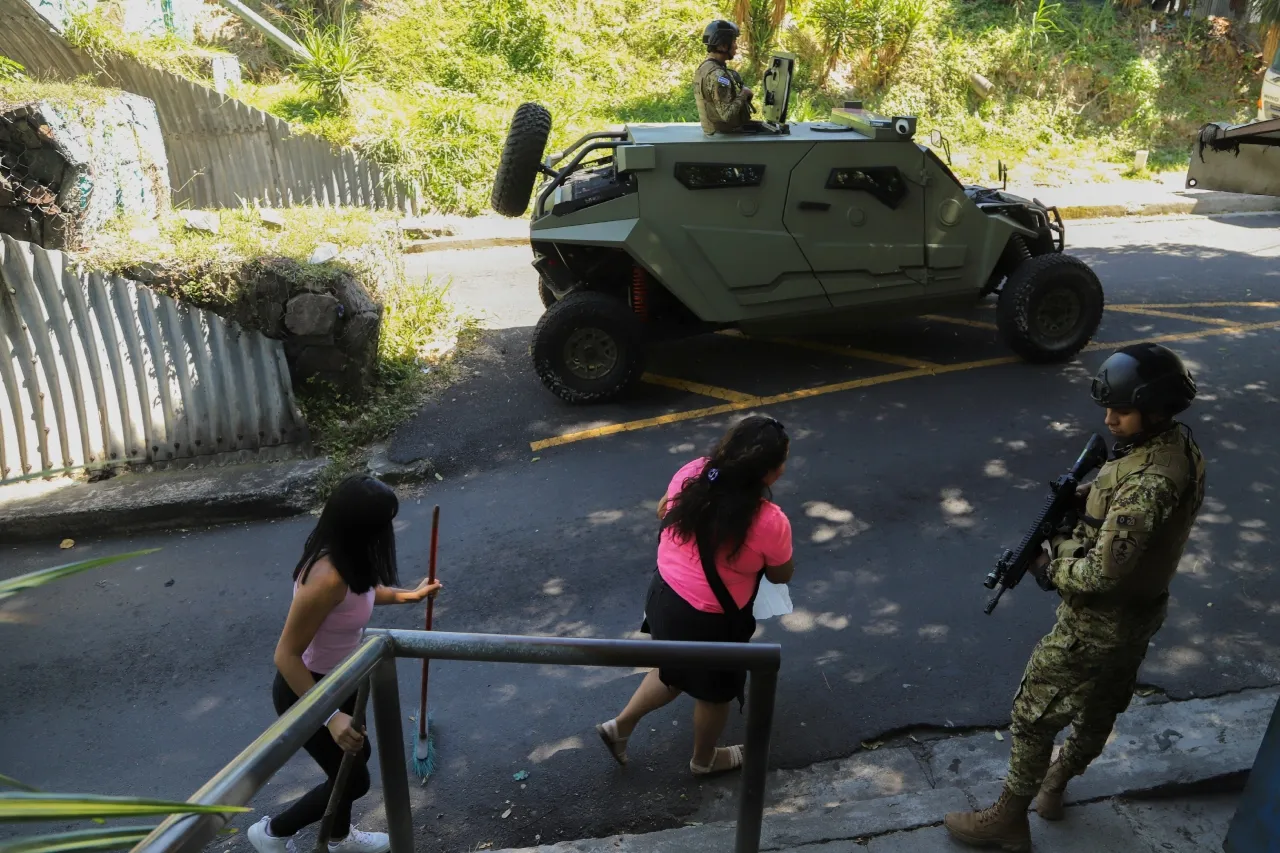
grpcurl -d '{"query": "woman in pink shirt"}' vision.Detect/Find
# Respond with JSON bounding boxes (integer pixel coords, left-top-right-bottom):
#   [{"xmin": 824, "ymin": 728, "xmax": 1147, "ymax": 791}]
[
  {"xmin": 597, "ymin": 415, "xmax": 794, "ymax": 776},
  {"xmin": 248, "ymin": 476, "xmax": 441, "ymax": 853}
]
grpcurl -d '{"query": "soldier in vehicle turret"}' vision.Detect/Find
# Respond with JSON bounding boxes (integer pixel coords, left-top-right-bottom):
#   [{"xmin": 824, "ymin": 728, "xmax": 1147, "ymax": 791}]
[{"xmin": 693, "ymin": 20, "xmax": 753, "ymax": 135}]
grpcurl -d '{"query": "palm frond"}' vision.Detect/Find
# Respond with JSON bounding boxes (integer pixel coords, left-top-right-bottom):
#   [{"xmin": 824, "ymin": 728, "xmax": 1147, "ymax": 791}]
[
  {"xmin": 0, "ymin": 776, "xmax": 38, "ymax": 793},
  {"xmin": 0, "ymin": 551, "xmax": 160, "ymax": 601},
  {"xmin": 0, "ymin": 826, "xmax": 156, "ymax": 853},
  {"xmin": 0, "ymin": 793, "xmax": 249, "ymax": 822}
]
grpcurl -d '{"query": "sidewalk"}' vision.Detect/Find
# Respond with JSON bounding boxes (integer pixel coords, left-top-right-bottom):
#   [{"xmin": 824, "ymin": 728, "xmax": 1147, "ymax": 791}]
[
  {"xmin": 397, "ymin": 174, "xmax": 1280, "ymax": 254},
  {"xmin": 489, "ymin": 687, "xmax": 1274, "ymax": 852}
]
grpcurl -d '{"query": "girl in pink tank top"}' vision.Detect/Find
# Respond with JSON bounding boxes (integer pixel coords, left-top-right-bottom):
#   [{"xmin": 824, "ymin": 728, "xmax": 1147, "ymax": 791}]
[{"xmin": 249, "ymin": 475, "xmax": 442, "ymax": 853}]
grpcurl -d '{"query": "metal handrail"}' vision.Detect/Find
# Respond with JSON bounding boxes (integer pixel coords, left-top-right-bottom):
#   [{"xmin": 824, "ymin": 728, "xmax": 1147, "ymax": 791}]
[
  {"xmin": 130, "ymin": 629, "xmax": 782, "ymax": 853},
  {"xmin": 133, "ymin": 635, "xmax": 394, "ymax": 853}
]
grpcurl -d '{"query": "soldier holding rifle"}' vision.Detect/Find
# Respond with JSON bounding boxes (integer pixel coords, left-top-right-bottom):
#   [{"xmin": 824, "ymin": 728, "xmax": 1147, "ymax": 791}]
[{"xmin": 945, "ymin": 343, "xmax": 1206, "ymax": 851}]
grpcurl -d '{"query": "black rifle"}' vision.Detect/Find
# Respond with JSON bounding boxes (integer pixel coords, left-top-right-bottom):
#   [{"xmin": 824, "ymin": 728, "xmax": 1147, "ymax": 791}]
[{"xmin": 983, "ymin": 433, "xmax": 1109, "ymax": 614}]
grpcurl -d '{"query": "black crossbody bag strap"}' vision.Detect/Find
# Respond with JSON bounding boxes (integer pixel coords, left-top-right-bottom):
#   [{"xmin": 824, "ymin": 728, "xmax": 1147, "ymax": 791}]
[{"xmin": 695, "ymin": 531, "xmax": 763, "ymax": 637}]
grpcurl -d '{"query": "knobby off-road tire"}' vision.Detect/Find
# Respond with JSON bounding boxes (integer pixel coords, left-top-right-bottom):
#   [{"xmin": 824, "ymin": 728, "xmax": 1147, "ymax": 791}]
[
  {"xmin": 997, "ymin": 253, "xmax": 1104, "ymax": 363},
  {"xmin": 531, "ymin": 291, "xmax": 646, "ymax": 404},
  {"xmin": 491, "ymin": 103, "xmax": 553, "ymax": 217}
]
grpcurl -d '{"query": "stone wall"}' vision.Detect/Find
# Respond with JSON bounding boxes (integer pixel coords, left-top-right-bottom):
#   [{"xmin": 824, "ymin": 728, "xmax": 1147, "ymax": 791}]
[
  {"xmin": 128, "ymin": 253, "xmax": 383, "ymax": 397},
  {"xmin": 0, "ymin": 93, "xmax": 170, "ymax": 249}
]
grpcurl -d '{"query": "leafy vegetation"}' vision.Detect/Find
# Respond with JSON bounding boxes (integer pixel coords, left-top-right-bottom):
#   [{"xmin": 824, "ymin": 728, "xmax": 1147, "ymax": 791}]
[
  {"xmin": 64, "ymin": 0, "xmax": 1269, "ymax": 211},
  {"xmin": 82, "ymin": 206, "xmax": 476, "ymax": 474}
]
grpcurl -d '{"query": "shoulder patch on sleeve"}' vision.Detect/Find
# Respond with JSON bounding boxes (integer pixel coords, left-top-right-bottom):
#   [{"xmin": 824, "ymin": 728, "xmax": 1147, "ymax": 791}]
[{"xmin": 717, "ymin": 75, "xmax": 731, "ymax": 85}]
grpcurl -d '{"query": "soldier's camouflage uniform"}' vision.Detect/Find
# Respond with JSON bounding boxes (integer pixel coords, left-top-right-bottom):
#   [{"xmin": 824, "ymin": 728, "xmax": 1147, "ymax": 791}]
[
  {"xmin": 694, "ymin": 55, "xmax": 751, "ymax": 135},
  {"xmin": 1004, "ymin": 423, "xmax": 1206, "ymax": 796}
]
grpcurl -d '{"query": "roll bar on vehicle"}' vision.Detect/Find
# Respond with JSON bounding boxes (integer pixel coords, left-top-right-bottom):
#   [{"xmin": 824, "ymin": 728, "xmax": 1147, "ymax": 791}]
[{"xmin": 535, "ymin": 130, "xmax": 629, "ymax": 215}]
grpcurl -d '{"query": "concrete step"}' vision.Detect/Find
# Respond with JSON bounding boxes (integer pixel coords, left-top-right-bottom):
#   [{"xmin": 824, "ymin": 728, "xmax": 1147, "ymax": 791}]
[{"xmin": 488, "ymin": 688, "xmax": 1276, "ymax": 853}]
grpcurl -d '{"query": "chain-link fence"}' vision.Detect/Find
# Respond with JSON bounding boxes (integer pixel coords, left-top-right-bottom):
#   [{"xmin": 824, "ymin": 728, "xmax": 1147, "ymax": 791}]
[{"xmin": 0, "ymin": 107, "xmax": 73, "ymax": 249}]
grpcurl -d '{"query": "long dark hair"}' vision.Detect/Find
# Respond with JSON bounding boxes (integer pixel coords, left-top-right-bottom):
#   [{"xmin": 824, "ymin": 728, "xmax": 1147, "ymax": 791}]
[
  {"xmin": 294, "ymin": 474, "xmax": 400, "ymax": 594},
  {"xmin": 662, "ymin": 415, "xmax": 789, "ymax": 560}
]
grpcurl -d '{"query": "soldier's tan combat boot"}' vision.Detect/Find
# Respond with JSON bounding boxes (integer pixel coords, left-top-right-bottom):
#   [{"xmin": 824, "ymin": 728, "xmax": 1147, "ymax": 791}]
[
  {"xmin": 943, "ymin": 788, "xmax": 1033, "ymax": 852},
  {"xmin": 1034, "ymin": 760, "xmax": 1074, "ymax": 821}
]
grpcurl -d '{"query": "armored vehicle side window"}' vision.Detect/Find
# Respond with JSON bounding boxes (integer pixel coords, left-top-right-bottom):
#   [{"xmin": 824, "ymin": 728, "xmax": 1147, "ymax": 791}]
[
  {"xmin": 675, "ymin": 163, "xmax": 766, "ymax": 190},
  {"xmin": 825, "ymin": 167, "xmax": 908, "ymax": 209}
]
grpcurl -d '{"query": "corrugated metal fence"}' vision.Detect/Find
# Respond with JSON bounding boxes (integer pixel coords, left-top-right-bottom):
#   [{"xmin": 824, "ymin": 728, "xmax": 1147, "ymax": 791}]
[
  {"xmin": 0, "ymin": 0, "xmax": 421, "ymax": 213},
  {"xmin": 0, "ymin": 234, "xmax": 310, "ymax": 484}
]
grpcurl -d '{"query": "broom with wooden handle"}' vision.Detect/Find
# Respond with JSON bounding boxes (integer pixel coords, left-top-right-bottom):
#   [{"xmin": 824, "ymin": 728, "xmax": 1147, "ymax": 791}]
[
  {"xmin": 314, "ymin": 678, "xmax": 371, "ymax": 853},
  {"xmin": 409, "ymin": 505, "xmax": 440, "ymax": 782}
]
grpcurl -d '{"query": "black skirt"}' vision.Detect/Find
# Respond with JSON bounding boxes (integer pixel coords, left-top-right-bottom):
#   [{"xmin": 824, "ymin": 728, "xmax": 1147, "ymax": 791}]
[{"xmin": 640, "ymin": 568, "xmax": 756, "ymax": 706}]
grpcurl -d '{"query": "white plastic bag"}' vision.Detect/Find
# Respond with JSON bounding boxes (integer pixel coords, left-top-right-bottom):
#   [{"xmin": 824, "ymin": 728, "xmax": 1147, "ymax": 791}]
[{"xmin": 753, "ymin": 578, "xmax": 793, "ymax": 620}]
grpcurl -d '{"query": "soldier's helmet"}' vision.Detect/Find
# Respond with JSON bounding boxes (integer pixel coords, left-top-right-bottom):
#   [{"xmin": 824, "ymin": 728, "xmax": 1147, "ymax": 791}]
[
  {"xmin": 703, "ymin": 19, "xmax": 740, "ymax": 50},
  {"xmin": 1090, "ymin": 343, "xmax": 1197, "ymax": 416}
]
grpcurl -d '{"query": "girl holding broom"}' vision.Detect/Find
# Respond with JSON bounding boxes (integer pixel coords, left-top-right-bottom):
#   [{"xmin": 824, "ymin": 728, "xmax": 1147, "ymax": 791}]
[{"xmin": 248, "ymin": 475, "xmax": 442, "ymax": 853}]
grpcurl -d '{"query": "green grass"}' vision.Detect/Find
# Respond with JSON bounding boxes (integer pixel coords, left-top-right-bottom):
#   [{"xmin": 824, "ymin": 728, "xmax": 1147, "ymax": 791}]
[
  {"xmin": 64, "ymin": 5, "xmax": 234, "ymax": 83},
  {"xmin": 83, "ymin": 206, "xmax": 477, "ymax": 480},
  {"xmin": 219, "ymin": 0, "xmax": 1262, "ymax": 211},
  {"xmin": 66, "ymin": 0, "xmax": 1267, "ymax": 209}
]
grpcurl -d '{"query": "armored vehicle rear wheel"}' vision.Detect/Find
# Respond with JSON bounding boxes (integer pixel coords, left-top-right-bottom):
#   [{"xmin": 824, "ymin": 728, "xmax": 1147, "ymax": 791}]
[
  {"xmin": 997, "ymin": 254, "xmax": 1103, "ymax": 363},
  {"xmin": 491, "ymin": 103, "xmax": 552, "ymax": 217},
  {"xmin": 531, "ymin": 292, "xmax": 645, "ymax": 404},
  {"xmin": 539, "ymin": 276, "xmax": 556, "ymax": 308}
]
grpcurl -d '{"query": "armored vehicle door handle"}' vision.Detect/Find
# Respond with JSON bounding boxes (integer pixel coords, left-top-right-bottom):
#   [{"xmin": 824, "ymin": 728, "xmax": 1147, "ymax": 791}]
[{"xmin": 798, "ymin": 201, "xmax": 831, "ymax": 211}]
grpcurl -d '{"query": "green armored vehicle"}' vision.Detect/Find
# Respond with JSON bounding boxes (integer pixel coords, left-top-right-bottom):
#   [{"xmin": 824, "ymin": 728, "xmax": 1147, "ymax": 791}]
[{"xmin": 491, "ymin": 53, "xmax": 1103, "ymax": 404}]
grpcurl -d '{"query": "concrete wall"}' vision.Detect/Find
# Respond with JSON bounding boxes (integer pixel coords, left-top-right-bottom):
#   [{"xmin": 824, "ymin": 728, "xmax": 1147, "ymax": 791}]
[{"xmin": 0, "ymin": 93, "xmax": 169, "ymax": 249}]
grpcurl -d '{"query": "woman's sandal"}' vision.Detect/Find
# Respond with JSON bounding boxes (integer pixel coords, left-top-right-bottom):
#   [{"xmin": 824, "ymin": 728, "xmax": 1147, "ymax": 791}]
[
  {"xmin": 689, "ymin": 744, "xmax": 744, "ymax": 776},
  {"xmin": 596, "ymin": 719, "xmax": 629, "ymax": 766}
]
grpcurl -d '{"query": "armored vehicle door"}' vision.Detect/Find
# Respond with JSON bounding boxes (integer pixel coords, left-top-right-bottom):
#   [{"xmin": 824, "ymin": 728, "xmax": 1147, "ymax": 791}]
[
  {"xmin": 633, "ymin": 133, "xmax": 829, "ymax": 321},
  {"xmin": 782, "ymin": 141, "xmax": 927, "ymax": 306}
]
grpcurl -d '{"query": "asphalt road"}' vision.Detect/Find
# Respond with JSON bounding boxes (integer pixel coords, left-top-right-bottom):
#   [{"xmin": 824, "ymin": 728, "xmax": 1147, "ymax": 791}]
[{"xmin": 5, "ymin": 213, "xmax": 1280, "ymax": 852}]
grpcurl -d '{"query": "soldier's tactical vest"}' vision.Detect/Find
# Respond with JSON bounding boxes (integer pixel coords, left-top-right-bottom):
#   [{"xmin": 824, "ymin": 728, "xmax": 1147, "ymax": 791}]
[
  {"xmin": 1064, "ymin": 426, "xmax": 1205, "ymax": 611},
  {"xmin": 693, "ymin": 57, "xmax": 746, "ymax": 134}
]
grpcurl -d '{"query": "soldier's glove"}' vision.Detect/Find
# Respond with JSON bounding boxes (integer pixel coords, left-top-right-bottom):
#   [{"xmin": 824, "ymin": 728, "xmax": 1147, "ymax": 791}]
[{"xmin": 1029, "ymin": 548, "xmax": 1056, "ymax": 592}]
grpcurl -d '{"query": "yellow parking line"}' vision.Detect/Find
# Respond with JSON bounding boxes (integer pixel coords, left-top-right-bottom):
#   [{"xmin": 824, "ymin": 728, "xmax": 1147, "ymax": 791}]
[
  {"xmin": 1108, "ymin": 306, "xmax": 1236, "ymax": 326},
  {"xmin": 532, "ymin": 319, "xmax": 1280, "ymax": 451},
  {"xmin": 1119, "ymin": 301, "xmax": 1280, "ymax": 310},
  {"xmin": 531, "ymin": 359, "xmax": 1018, "ymax": 451},
  {"xmin": 1084, "ymin": 318, "xmax": 1280, "ymax": 352},
  {"xmin": 766, "ymin": 337, "xmax": 940, "ymax": 369},
  {"xmin": 641, "ymin": 373, "xmax": 757, "ymax": 403},
  {"xmin": 920, "ymin": 314, "xmax": 999, "ymax": 331}
]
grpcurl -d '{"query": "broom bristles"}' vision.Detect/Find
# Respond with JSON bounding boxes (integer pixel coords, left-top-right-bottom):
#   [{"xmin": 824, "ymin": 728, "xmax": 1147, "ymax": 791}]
[{"xmin": 410, "ymin": 711, "xmax": 436, "ymax": 783}]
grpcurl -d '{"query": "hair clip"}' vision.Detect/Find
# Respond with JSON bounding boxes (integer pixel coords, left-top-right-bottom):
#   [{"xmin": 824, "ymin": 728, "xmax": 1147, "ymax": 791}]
[{"xmin": 706, "ymin": 468, "xmax": 719, "ymax": 481}]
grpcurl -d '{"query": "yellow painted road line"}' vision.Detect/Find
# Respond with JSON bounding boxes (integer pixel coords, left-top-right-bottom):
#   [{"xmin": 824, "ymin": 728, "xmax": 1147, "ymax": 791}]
[
  {"xmin": 1108, "ymin": 306, "xmax": 1236, "ymax": 326},
  {"xmin": 531, "ymin": 358, "xmax": 1020, "ymax": 451},
  {"xmin": 765, "ymin": 337, "xmax": 940, "ymax": 369},
  {"xmin": 1084, "ymin": 318, "xmax": 1280, "ymax": 352},
  {"xmin": 531, "ymin": 320, "xmax": 1280, "ymax": 452},
  {"xmin": 1117, "ymin": 301, "xmax": 1280, "ymax": 310},
  {"xmin": 920, "ymin": 314, "xmax": 999, "ymax": 331},
  {"xmin": 640, "ymin": 373, "xmax": 758, "ymax": 403}
]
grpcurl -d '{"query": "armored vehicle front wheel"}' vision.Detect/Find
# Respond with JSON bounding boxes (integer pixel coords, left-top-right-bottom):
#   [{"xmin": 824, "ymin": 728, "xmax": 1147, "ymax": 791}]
[
  {"xmin": 531, "ymin": 292, "xmax": 646, "ymax": 404},
  {"xmin": 997, "ymin": 253, "xmax": 1103, "ymax": 363}
]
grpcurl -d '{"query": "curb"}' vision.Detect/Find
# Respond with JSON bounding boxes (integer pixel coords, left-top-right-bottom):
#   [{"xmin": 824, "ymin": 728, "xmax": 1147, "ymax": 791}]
[
  {"xmin": 403, "ymin": 235, "xmax": 527, "ymax": 254},
  {"xmin": 398, "ymin": 198, "xmax": 1280, "ymax": 254},
  {"xmin": 0, "ymin": 458, "xmax": 332, "ymax": 544},
  {"xmin": 0, "ymin": 451, "xmax": 443, "ymax": 544},
  {"xmin": 1058, "ymin": 195, "xmax": 1280, "ymax": 221},
  {"xmin": 488, "ymin": 687, "xmax": 1277, "ymax": 853}
]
